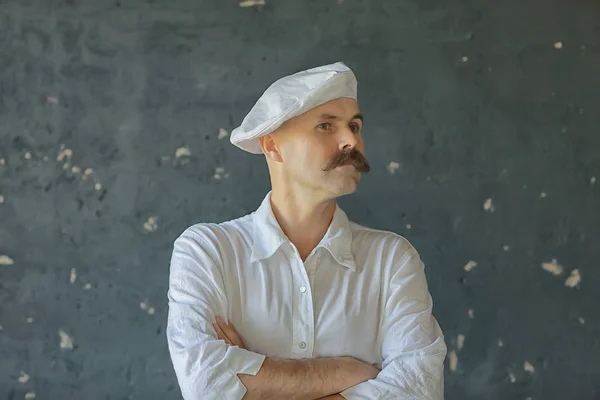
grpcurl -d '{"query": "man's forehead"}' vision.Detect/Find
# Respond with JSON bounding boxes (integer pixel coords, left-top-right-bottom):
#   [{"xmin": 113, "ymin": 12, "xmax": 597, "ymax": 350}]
[{"xmin": 308, "ymin": 98, "xmax": 360, "ymax": 118}]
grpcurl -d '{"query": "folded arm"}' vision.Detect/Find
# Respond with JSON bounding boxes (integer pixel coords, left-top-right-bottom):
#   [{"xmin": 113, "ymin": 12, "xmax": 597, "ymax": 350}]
[
  {"xmin": 340, "ymin": 244, "xmax": 447, "ymax": 400},
  {"xmin": 167, "ymin": 231, "xmax": 375, "ymax": 400}
]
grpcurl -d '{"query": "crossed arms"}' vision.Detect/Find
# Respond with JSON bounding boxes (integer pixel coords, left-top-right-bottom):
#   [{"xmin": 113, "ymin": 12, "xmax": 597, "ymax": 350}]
[{"xmin": 166, "ymin": 233, "xmax": 447, "ymax": 400}]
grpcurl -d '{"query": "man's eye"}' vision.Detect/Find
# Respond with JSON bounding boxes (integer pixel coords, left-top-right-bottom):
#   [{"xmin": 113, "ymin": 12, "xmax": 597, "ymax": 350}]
[
  {"xmin": 351, "ymin": 124, "xmax": 361, "ymax": 133},
  {"xmin": 318, "ymin": 123, "xmax": 331, "ymax": 130}
]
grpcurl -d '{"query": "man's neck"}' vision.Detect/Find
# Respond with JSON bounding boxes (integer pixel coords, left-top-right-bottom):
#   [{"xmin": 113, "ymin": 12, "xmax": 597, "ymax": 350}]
[{"xmin": 269, "ymin": 189, "xmax": 337, "ymax": 261}]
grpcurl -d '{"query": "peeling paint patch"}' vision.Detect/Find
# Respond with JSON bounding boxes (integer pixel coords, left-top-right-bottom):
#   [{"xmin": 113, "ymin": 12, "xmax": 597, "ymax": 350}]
[
  {"xmin": 57, "ymin": 146, "xmax": 73, "ymax": 163},
  {"xmin": 457, "ymin": 334, "xmax": 465, "ymax": 350},
  {"xmin": 461, "ymin": 56, "xmax": 468, "ymax": 63},
  {"xmin": 24, "ymin": 152, "xmax": 32, "ymax": 160},
  {"xmin": 464, "ymin": 260, "xmax": 477, "ymax": 272},
  {"xmin": 239, "ymin": 0, "xmax": 265, "ymax": 6},
  {"xmin": 386, "ymin": 161, "xmax": 400, "ymax": 174},
  {"xmin": 143, "ymin": 216, "xmax": 158, "ymax": 232},
  {"xmin": 140, "ymin": 302, "xmax": 148, "ymax": 310},
  {"xmin": 83, "ymin": 283, "xmax": 92, "ymax": 290},
  {"xmin": 94, "ymin": 183, "xmax": 102, "ymax": 191},
  {"xmin": 524, "ymin": 361, "xmax": 535, "ymax": 373},
  {"xmin": 70, "ymin": 268, "xmax": 77, "ymax": 284},
  {"xmin": 218, "ymin": 128, "xmax": 229, "ymax": 139},
  {"xmin": 578, "ymin": 317, "xmax": 585, "ymax": 325},
  {"xmin": 508, "ymin": 371, "xmax": 516, "ymax": 383},
  {"xmin": 214, "ymin": 167, "xmax": 229, "ymax": 180},
  {"xmin": 448, "ymin": 350, "xmax": 458, "ymax": 371},
  {"xmin": 564, "ymin": 269, "xmax": 581, "ymax": 288},
  {"xmin": 591, "ymin": 177, "xmax": 596, "ymax": 185},
  {"xmin": 147, "ymin": 307, "xmax": 155, "ymax": 315},
  {"xmin": 483, "ymin": 198, "xmax": 495, "ymax": 212},
  {"xmin": 174, "ymin": 147, "xmax": 192, "ymax": 166},
  {"xmin": 553, "ymin": 41, "xmax": 563, "ymax": 49},
  {"xmin": 59, "ymin": 329, "xmax": 74, "ymax": 349},
  {"xmin": 26, "ymin": 317, "xmax": 33, "ymax": 323},
  {"xmin": 0, "ymin": 255, "xmax": 14, "ymax": 265},
  {"xmin": 468, "ymin": 309, "xmax": 474, "ymax": 319},
  {"xmin": 18, "ymin": 371, "xmax": 30, "ymax": 383},
  {"xmin": 542, "ymin": 259, "xmax": 563, "ymax": 276},
  {"xmin": 25, "ymin": 392, "xmax": 36, "ymax": 399}
]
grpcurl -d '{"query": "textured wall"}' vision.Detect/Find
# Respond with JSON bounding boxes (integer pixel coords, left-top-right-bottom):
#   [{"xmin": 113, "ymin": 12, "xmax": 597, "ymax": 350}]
[{"xmin": 0, "ymin": 0, "xmax": 599, "ymax": 399}]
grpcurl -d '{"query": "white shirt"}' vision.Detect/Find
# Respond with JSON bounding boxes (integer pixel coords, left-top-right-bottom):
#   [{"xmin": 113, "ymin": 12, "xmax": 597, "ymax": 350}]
[{"xmin": 167, "ymin": 191, "xmax": 447, "ymax": 400}]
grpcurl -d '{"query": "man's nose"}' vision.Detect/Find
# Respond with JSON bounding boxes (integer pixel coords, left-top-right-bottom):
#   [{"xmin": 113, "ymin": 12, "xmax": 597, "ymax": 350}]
[{"xmin": 338, "ymin": 126, "xmax": 359, "ymax": 151}]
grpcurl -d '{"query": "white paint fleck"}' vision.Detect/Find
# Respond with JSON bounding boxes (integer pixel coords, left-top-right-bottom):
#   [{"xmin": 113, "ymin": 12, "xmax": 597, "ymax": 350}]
[
  {"xmin": 578, "ymin": 317, "xmax": 585, "ymax": 325},
  {"xmin": 218, "ymin": 128, "xmax": 229, "ymax": 139},
  {"xmin": 82, "ymin": 168, "xmax": 94, "ymax": 181},
  {"xmin": 62, "ymin": 163, "xmax": 69, "ymax": 170},
  {"xmin": 147, "ymin": 307, "xmax": 155, "ymax": 315},
  {"xmin": 406, "ymin": 224, "xmax": 412, "ymax": 230},
  {"xmin": 59, "ymin": 329, "xmax": 74, "ymax": 349},
  {"xmin": 214, "ymin": 167, "xmax": 229, "ymax": 180},
  {"xmin": 24, "ymin": 152, "xmax": 32, "ymax": 160},
  {"xmin": 564, "ymin": 269, "xmax": 581, "ymax": 288},
  {"xmin": 590, "ymin": 177, "xmax": 596, "ymax": 185},
  {"xmin": 94, "ymin": 183, "xmax": 102, "ymax": 191},
  {"xmin": 503, "ymin": 245, "xmax": 510, "ymax": 252},
  {"xmin": 43, "ymin": 156, "xmax": 48, "ymax": 162},
  {"xmin": 508, "ymin": 371, "xmax": 516, "ymax": 383},
  {"xmin": 175, "ymin": 146, "xmax": 192, "ymax": 158},
  {"xmin": 56, "ymin": 146, "xmax": 73, "ymax": 163},
  {"xmin": 0, "ymin": 324, "xmax": 3, "ymax": 330},
  {"xmin": 448, "ymin": 350, "xmax": 458, "ymax": 371},
  {"xmin": 18, "ymin": 371, "xmax": 30, "ymax": 383},
  {"xmin": 0, "ymin": 158, "xmax": 5, "ymax": 165},
  {"xmin": 461, "ymin": 56, "xmax": 468, "ymax": 63},
  {"xmin": 468, "ymin": 309, "xmax": 474, "ymax": 319},
  {"xmin": 239, "ymin": 0, "xmax": 265, "ymax": 6},
  {"xmin": 540, "ymin": 192, "xmax": 547, "ymax": 198},
  {"xmin": 71, "ymin": 165, "xmax": 81, "ymax": 174},
  {"xmin": 524, "ymin": 361, "xmax": 535, "ymax": 373},
  {"xmin": 143, "ymin": 216, "xmax": 158, "ymax": 232},
  {"xmin": 542, "ymin": 259, "xmax": 563, "ymax": 276},
  {"xmin": 457, "ymin": 334, "xmax": 465, "ymax": 350},
  {"xmin": 140, "ymin": 302, "xmax": 148, "ymax": 310},
  {"xmin": 498, "ymin": 338, "xmax": 504, "ymax": 347},
  {"xmin": 25, "ymin": 392, "xmax": 36, "ymax": 399},
  {"xmin": 46, "ymin": 95, "xmax": 58, "ymax": 104},
  {"xmin": 69, "ymin": 268, "xmax": 77, "ymax": 284},
  {"xmin": 464, "ymin": 260, "xmax": 477, "ymax": 272},
  {"xmin": 483, "ymin": 198, "xmax": 495, "ymax": 212},
  {"xmin": 0, "ymin": 255, "xmax": 14, "ymax": 265},
  {"xmin": 386, "ymin": 161, "xmax": 400, "ymax": 174},
  {"xmin": 83, "ymin": 283, "xmax": 92, "ymax": 290},
  {"xmin": 26, "ymin": 317, "xmax": 33, "ymax": 324},
  {"xmin": 554, "ymin": 41, "xmax": 563, "ymax": 49}
]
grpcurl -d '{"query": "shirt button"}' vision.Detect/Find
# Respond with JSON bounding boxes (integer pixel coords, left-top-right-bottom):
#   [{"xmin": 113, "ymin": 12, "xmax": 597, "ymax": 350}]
[
  {"xmin": 300, "ymin": 286, "xmax": 307, "ymax": 293},
  {"xmin": 299, "ymin": 341, "xmax": 307, "ymax": 349}
]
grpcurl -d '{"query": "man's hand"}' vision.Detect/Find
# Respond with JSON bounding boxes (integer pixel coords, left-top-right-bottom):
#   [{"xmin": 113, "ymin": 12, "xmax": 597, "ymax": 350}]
[{"xmin": 214, "ymin": 316, "xmax": 247, "ymax": 349}]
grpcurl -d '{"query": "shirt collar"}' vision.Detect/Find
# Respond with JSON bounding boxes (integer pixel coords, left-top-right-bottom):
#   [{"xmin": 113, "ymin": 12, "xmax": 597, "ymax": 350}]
[{"xmin": 250, "ymin": 191, "xmax": 356, "ymax": 270}]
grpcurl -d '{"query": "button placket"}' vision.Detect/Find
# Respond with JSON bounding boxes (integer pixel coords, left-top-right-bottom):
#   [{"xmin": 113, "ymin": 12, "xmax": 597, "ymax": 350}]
[{"xmin": 289, "ymin": 245, "xmax": 315, "ymax": 356}]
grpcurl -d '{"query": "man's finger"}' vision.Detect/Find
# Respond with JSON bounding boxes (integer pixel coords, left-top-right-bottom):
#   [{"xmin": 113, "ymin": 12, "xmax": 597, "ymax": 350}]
[
  {"xmin": 216, "ymin": 316, "xmax": 246, "ymax": 348},
  {"xmin": 213, "ymin": 321, "xmax": 231, "ymax": 345}
]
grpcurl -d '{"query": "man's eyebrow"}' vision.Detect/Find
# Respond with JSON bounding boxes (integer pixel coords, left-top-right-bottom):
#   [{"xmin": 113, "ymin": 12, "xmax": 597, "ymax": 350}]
[{"xmin": 318, "ymin": 113, "xmax": 364, "ymax": 122}]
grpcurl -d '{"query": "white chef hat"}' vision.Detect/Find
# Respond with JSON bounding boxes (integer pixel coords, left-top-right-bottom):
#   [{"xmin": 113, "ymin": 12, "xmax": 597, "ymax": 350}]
[{"xmin": 230, "ymin": 61, "xmax": 358, "ymax": 154}]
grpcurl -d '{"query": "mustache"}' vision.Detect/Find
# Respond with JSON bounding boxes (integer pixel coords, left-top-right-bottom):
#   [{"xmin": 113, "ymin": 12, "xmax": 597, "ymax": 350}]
[{"xmin": 323, "ymin": 148, "xmax": 371, "ymax": 173}]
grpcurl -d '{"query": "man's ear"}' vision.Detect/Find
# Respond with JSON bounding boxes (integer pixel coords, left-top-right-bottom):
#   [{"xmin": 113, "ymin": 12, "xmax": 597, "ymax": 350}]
[{"xmin": 259, "ymin": 134, "xmax": 283, "ymax": 163}]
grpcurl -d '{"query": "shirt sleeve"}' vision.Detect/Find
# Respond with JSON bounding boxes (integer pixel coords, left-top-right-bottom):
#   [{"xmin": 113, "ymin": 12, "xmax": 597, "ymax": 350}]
[
  {"xmin": 166, "ymin": 232, "xmax": 266, "ymax": 400},
  {"xmin": 340, "ymin": 243, "xmax": 447, "ymax": 400}
]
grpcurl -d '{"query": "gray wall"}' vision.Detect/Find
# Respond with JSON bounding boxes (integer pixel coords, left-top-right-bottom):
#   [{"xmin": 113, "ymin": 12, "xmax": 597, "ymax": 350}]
[{"xmin": 1, "ymin": 0, "xmax": 599, "ymax": 399}]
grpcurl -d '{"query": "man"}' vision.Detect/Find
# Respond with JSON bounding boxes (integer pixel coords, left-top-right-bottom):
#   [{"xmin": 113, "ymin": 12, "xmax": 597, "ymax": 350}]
[{"xmin": 166, "ymin": 61, "xmax": 447, "ymax": 400}]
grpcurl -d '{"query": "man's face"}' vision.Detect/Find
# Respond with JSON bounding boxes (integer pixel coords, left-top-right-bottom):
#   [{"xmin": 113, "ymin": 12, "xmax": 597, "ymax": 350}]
[{"xmin": 266, "ymin": 97, "xmax": 370, "ymax": 198}]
